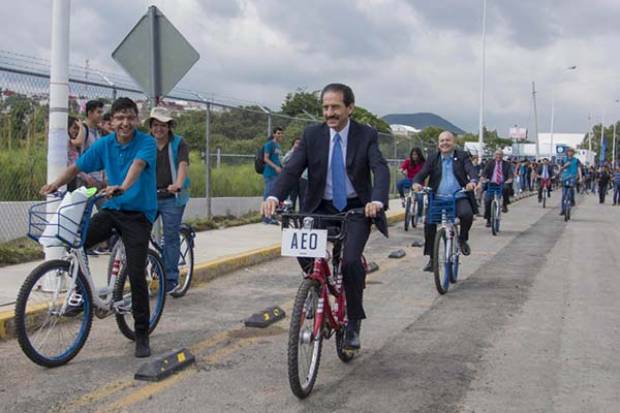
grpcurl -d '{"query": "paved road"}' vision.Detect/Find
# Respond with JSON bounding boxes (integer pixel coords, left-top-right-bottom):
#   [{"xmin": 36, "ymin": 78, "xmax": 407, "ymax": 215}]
[{"xmin": 1, "ymin": 193, "xmax": 618, "ymax": 413}]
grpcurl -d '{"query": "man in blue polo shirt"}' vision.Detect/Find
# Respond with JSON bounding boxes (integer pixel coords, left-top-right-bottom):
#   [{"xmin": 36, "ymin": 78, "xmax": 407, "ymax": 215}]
[{"xmin": 41, "ymin": 97, "xmax": 156, "ymax": 358}]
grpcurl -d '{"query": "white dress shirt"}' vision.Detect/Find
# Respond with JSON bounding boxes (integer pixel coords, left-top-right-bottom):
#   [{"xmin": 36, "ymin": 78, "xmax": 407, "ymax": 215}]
[{"xmin": 324, "ymin": 120, "xmax": 357, "ymax": 201}]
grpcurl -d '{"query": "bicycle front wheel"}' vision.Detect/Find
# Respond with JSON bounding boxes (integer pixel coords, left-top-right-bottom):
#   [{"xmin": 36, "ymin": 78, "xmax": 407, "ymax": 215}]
[
  {"xmin": 411, "ymin": 197, "xmax": 419, "ymax": 228},
  {"xmin": 113, "ymin": 249, "xmax": 166, "ymax": 341},
  {"xmin": 15, "ymin": 260, "xmax": 94, "ymax": 367},
  {"xmin": 491, "ymin": 200, "xmax": 498, "ymax": 236},
  {"xmin": 288, "ymin": 279, "xmax": 323, "ymax": 399},
  {"xmin": 542, "ymin": 190, "xmax": 547, "ymax": 208},
  {"xmin": 433, "ymin": 228, "xmax": 450, "ymax": 295},
  {"xmin": 170, "ymin": 227, "xmax": 195, "ymax": 298}
]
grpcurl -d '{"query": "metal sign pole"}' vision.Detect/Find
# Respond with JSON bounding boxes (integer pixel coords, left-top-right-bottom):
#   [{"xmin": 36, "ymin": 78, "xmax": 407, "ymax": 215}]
[{"xmin": 148, "ymin": 6, "xmax": 161, "ymax": 104}]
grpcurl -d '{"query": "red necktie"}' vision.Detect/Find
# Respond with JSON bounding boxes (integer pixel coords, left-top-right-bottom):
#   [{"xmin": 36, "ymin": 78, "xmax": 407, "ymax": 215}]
[{"xmin": 495, "ymin": 161, "xmax": 502, "ymax": 184}]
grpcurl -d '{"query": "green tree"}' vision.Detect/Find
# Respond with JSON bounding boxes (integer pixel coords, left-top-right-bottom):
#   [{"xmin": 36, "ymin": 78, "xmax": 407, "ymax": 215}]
[{"xmin": 281, "ymin": 88, "xmax": 321, "ymax": 118}]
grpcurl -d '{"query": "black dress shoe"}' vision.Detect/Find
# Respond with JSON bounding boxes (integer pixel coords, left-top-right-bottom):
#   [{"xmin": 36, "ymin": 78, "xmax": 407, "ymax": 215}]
[
  {"xmin": 485, "ymin": 221, "xmax": 491, "ymax": 228},
  {"xmin": 502, "ymin": 205, "xmax": 508, "ymax": 213},
  {"xmin": 135, "ymin": 334, "xmax": 151, "ymax": 358},
  {"xmin": 423, "ymin": 259, "xmax": 433, "ymax": 272},
  {"xmin": 459, "ymin": 240, "xmax": 471, "ymax": 256},
  {"xmin": 343, "ymin": 320, "xmax": 361, "ymax": 350}
]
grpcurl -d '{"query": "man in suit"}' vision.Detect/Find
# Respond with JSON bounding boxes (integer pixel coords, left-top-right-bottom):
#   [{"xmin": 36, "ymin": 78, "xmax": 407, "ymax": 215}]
[
  {"xmin": 536, "ymin": 157, "xmax": 554, "ymax": 202},
  {"xmin": 481, "ymin": 149, "xmax": 513, "ymax": 226},
  {"xmin": 412, "ymin": 131, "xmax": 478, "ymax": 272},
  {"xmin": 262, "ymin": 83, "xmax": 390, "ymax": 351}
]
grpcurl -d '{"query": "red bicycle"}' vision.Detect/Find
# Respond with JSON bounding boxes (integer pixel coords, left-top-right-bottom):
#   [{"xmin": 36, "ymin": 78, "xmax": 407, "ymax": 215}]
[{"xmin": 280, "ymin": 208, "xmax": 368, "ymax": 399}]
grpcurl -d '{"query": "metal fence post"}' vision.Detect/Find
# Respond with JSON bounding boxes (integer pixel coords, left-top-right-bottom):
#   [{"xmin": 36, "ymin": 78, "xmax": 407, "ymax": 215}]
[
  {"xmin": 205, "ymin": 102, "xmax": 212, "ymax": 219},
  {"xmin": 216, "ymin": 147, "xmax": 221, "ymax": 169}
]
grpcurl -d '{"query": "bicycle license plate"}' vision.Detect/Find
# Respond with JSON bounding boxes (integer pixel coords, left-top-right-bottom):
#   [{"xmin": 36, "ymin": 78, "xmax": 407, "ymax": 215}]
[{"xmin": 281, "ymin": 229, "xmax": 328, "ymax": 258}]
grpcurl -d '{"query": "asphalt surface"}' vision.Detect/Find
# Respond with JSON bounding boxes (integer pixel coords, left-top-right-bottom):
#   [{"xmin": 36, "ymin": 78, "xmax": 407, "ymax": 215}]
[{"xmin": 1, "ymin": 192, "xmax": 619, "ymax": 413}]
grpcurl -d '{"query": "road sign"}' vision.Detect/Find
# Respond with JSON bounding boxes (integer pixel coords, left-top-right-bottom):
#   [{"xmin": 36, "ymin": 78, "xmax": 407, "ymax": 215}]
[{"xmin": 112, "ymin": 6, "xmax": 200, "ymax": 99}]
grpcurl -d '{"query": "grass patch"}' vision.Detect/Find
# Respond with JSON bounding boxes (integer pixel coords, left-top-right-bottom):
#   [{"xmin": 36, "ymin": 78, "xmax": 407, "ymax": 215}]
[
  {"xmin": 0, "ymin": 237, "xmax": 44, "ymax": 267},
  {"xmin": 186, "ymin": 211, "xmax": 262, "ymax": 232}
]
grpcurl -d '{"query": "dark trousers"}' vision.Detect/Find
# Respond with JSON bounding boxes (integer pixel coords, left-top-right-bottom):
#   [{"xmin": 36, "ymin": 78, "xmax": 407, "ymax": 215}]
[
  {"xmin": 599, "ymin": 183, "xmax": 608, "ymax": 203},
  {"xmin": 614, "ymin": 184, "xmax": 620, "ymax": 204},
  {"xmin": 85, "ymin": 210, "xmax": 152, "ymax": 335},
  {"xmin": 299, "ymin": 198, "xmax": 370, "ymax": 320},
  {"xmin": 424, "ymin": 198, "xmax": 473, "ymax": 256},
  {"xmin": 483, "ymin": 188, "xmax": 510, "ymax": 221}
]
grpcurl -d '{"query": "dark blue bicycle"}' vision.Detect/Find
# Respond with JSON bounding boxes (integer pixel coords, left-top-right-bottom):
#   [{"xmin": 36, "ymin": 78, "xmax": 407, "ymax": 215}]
[
  {"xmin": 561, "ymin": 177, "xmax": 576, "ymax": 221},
  {"xmin": 422, "ymin": 188, "xmax": 465, "ymax": 294},
  {"xmin": 486, "ymin": 183, "xmax": 503, "ymax": 236}
]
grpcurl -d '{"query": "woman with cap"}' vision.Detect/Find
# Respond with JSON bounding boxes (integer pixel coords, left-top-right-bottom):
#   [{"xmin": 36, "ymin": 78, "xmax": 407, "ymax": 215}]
[{"xmin": 147, "ymin": 106, "xmax": 191, "ymax": 293}]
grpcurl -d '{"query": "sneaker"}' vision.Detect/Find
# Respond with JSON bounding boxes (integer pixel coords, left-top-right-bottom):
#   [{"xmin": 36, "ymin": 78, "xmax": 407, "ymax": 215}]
[
  {"xmin": 423, "ymin": 259, "xmax": 433, "ymax": 272},
  {"xmin": 165, "ymin": 280, "xmax": 179, "ymax": 294},
  {"xmin": 502, "ymin": 205, "xmax": 508, "ymax": 213},
  {"xmin": 459, "ymin": 239, "xmax": 471, "ymax": 256}
]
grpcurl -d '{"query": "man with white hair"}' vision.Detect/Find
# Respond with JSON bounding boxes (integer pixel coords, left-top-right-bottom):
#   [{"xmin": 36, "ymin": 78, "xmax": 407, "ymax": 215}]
[{"xmin": 413, "ymin": 131, "xmax": 478, "ymax": 272}]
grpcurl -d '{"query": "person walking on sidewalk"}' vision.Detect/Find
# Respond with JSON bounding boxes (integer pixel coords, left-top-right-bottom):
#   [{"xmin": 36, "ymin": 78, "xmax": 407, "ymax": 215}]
[
  {"xmin": 40, "ymin": 97, "xmax": 157, "ymax": 358},
  {"xmin": 262, "ymin": 83, "xmax": 390, "ymax": 352},
  {"xmin": 597, "ymin": 165, "xmax": 611, "ymax": 204},
  {"xmin": 147, "ymin": 107, "xmax": 190, "ymax": 294},
  {"xmin": 262, "ymin": 128, "xmax": 283, "ymax": 224},
  {"xmin": 613, "ymin": 165, "xmax": 620, "ymax": 205}
]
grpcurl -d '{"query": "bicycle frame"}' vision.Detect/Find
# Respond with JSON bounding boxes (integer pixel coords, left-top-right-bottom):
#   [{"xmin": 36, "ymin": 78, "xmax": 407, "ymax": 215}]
[{"xmin": 306, "ymin": 256, "xmax": 346, "ymax": 340}]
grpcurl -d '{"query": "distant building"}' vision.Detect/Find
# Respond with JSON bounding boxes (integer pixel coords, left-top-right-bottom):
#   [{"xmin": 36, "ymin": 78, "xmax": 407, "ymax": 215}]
[{"xmin": 383, "ymin": 113, "xmax": 466, "ymax": 135}]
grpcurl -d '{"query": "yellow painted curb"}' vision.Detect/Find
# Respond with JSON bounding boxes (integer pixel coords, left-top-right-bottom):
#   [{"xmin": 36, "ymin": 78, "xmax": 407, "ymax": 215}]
[{"xmin": 0, "ymin": 211, "xmax": 406, "ymax": 341}]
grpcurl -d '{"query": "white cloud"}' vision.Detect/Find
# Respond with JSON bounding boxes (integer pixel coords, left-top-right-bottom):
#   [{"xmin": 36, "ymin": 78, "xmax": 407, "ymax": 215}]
[{"xmin": 1, "ymin": 0, "xmax": 619, "ymax": 136}]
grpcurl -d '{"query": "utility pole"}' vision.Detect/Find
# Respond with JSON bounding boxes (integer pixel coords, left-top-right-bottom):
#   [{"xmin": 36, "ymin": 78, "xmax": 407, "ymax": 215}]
[
  {"xmin": 44, "ymin": 0, "xmax": 71, "ymax": 276},
  {"xmin": 532, "ymin": 81, "xmax": 540, "ymax": 159},
  {"xmin": 477, "ymin": 0, "xmax": 487, "ymax": 162}
]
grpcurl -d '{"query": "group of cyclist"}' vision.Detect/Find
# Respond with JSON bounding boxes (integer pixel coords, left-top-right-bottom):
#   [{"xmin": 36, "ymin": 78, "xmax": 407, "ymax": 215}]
[
  {"xmin": 40, "ymin": 98, "xmax": 190, "ymax": 358},
  {"xmin": 35, "ymin": 84, "xmax": 600, "ymax": 365}
]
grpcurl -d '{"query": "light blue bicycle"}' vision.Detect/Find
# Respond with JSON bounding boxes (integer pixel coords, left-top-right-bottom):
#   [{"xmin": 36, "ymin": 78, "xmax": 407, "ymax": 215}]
[{"xmin": 15, "ymin": 192, "xmax": 167, "ymax": 367}]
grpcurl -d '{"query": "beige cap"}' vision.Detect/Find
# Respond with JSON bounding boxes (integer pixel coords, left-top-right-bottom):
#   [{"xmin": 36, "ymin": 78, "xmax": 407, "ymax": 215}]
[{"xmin": 145, "ymin": 106, "xmax": 176, "ymax": 127}]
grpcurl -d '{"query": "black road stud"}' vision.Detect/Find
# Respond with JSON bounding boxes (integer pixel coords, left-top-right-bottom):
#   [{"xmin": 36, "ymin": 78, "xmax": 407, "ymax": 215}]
[
  {"xmin": 366, "ymin": 261, "xmax": 380, "ymax": 273},
  {"xmin": 244, "ymin": 306, "xmax": 286, "ymax": 328},
  {"xmin": 410, "ymin": 238, "xmax": 425, "ymax": 247},
  {"xmin": 134, "ymin": 348, "xmax": 196, "ymax": 382},
  {"xmin": 388, "ymin": 249, "xmax": 406, "ymax": 259}
]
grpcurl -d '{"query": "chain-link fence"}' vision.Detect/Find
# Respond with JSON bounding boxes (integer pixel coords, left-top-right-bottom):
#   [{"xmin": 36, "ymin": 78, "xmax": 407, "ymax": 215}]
[{"xmin": 0, "ymin": 51, "xmax": 433, "ymax": 241}]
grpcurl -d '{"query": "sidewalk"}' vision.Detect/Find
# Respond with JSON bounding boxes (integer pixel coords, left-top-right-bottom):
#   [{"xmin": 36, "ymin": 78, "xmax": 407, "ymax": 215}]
[{"xmin": 0, "ymin": 199, "xmax": 406, "ymax": 309}]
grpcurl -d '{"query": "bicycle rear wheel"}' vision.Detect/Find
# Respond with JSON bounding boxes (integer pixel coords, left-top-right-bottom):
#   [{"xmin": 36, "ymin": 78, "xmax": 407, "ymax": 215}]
[
  {"xmin": 450, "ymin": 240, "xmax": 460, "ymax": 284},
  {"xmin": 433, "ymin": 228, "xmax": 450, "ymax": 294},
  {"xmin": 15, "ymin": 260, "xmax": 93, "ymax": 367},
  {"xmin": 404, "ymin": 197, "xmax": 411, "ymax": 231},
  {"xmin": 542, "ymin": 190, "xmax": 547, "ymax": 208},
  {"xmin": 288, "ymin": 279, "xmax": 323, "ymax": 399},
  {"xmin": 113, "ymin": 249, "xmax": 166, "ymax": 341},
  {"xmin": 170, "ymin": 227, "xmax": 195, "ymax": 298}
]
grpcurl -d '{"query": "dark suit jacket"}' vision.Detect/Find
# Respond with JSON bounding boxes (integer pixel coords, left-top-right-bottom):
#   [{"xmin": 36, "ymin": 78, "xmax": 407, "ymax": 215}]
[
  {"xmin": 482, "ymin": 159, "xmax": 513, "ymax": 183},
  {"xmin": 412, "ymin": 149, "xmax": 479, "ymax": 214},
  {"xmin": 270, "ymin": 119, "xmax": 390, "ymax": 235}
]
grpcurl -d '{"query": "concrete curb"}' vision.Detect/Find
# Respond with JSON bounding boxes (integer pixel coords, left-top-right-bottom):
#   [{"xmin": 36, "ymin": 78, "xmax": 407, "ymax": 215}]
[{"xmin": 0, "ymin": 209, "xmax": 407, "ymax": 341}]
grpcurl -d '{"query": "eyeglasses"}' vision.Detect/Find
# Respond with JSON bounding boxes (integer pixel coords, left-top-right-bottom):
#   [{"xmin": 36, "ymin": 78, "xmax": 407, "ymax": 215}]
[{"xmin": 112, "ymin": 115, "xmax": 138, "ymax": 123}]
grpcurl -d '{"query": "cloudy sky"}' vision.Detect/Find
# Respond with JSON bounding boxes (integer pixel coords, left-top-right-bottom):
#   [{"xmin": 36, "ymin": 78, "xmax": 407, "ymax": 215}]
[{"xmin": 2, "ymin": 0, "xmax": 620, "ymax": 135}]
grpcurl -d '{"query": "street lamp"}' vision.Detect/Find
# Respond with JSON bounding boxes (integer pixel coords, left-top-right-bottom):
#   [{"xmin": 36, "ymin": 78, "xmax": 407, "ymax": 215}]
[
  {"xmin": 477, "ymin": 0, "xmax": 487, "ymax": 162},
  {"xmin": 613, "ymin": 99, "xmax": 619, "ymax": 167},
  {"xmin": 549, "ymin": 65, "xmax": 577, "ymax": 159}
]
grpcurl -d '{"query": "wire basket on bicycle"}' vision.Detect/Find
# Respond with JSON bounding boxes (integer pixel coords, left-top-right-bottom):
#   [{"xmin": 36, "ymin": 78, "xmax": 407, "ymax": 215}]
[{"xmin": 28, "ymin": 188, "xmax": 100, "ymax": 248}]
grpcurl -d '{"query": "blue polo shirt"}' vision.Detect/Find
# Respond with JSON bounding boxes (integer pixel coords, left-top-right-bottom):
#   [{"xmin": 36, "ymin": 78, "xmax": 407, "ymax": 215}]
[
  {"xmin": 76, "ymin": 130, "xmax": 157, "ymax": 222},
  {"xmin": 562, "ymin": 157, "xmax": 579, "ymax": 181}
]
